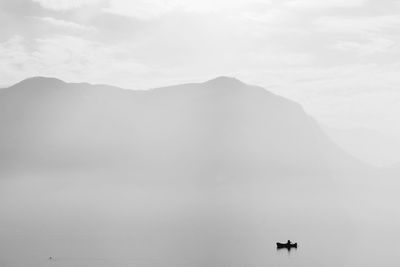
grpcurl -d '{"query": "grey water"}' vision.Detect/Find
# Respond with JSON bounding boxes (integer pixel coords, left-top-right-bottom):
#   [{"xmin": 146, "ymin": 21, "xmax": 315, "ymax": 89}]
[{"xmin": 1, "ymin": 173, "xmax": 399, "ymax": 267}]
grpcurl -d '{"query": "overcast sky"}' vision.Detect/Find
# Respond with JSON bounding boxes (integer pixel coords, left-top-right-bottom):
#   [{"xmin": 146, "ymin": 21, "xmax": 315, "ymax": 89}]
[{"xmin": 1, "ymin": 0, "xmax": 400, "ymax": 135}]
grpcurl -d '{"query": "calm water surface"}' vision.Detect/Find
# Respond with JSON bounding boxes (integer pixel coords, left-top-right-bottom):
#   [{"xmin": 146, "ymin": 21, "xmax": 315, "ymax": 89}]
[{"xmin": 1, "ymin": 173, "xmax": 399, "ymax": 267}]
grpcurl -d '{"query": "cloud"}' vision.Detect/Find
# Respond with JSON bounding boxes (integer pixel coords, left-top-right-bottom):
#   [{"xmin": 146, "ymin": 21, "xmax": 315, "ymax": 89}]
[
  {"xmin": 242, "ymin": 8, "xmax": 293, "ymax": 25},
  {"xmin": 103, "ymin": 0, "xmax": 177, "ymax": 20},
  {"xmin": 38, "ymin": 17, "xmax": 96, "ymax": 32},
  {"xmin": 32, "ymin": 0, "xmax": 180, "ymax": 20},
  {"xmin": 284, "ymin": 0, "xmax": 367, "ymax": 9},
  {"xmin": 334, "ymin": 38, "xmax": 395, "ymax": 55},
  {"xmin": 316, "ymin": 15, "xmax": 400, "ymax": 33},
  {"xmin": 244, "ymin": 51, "xmax": 313, "ymax": 68},
  {"xmin": 176, "ymin": 0, "xmax": 272, "ymax": 13},
  {"xmin": 30, "ymin": 0, "xmax": 366, "ymax": 21},
  {"xmin": 101, "ymin": 0, "xmax": 260, "ymax": 19},
  {"xmin": 0, "ymin": 35, "xmax": 150, "ymax": 87},
  {"xmin": 248, "ymin": 63, "xmax": 400, "ymax": 134},
  {"xmin": 100, "ymin": 0, "xmax": 274, "ymax": 19},
  {"xmin": 32, "ymin": 0, "xmax": 102, "ymax": 10},
  {"xmin": 0, "ymin": 35, "xmax": 30, "ymax": 85}
]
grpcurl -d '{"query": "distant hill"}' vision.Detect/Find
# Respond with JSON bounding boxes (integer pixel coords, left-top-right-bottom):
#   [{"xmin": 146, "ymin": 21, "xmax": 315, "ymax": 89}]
[
  {"xmin": 379, "ymin": 161, "xmax": 400, "ymax": 177},
  {"xmin": 323, "ymin": 126, "xmax": 400, "ymax": 167},
  {"xmin": 0, "ymin": 76, "xmax": 369, "ymax": 180}
]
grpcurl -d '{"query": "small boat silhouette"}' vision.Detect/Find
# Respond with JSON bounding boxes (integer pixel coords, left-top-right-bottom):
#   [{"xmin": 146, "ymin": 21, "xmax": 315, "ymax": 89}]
[{"xmin": 276, "ymin": 241, "xmax": 297, "ymax": 249}]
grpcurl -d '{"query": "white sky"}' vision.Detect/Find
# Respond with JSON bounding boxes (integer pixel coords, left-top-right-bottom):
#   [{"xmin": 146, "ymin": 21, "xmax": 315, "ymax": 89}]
[{"xmin": 1, "ymin": 0, "xmax": 400, "ymax": 135}]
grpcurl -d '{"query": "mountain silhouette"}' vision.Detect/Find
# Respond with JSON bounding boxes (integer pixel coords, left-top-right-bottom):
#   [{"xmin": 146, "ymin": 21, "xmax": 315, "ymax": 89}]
[{"xmin": 0, "ymin": 76, "xmax": 368, "ymax": 179}]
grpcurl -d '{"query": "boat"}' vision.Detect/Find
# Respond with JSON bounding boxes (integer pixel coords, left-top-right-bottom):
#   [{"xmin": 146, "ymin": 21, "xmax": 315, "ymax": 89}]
[{"xmin": 276, "ymin": 242, "xmax": 297, "ymax": 249}]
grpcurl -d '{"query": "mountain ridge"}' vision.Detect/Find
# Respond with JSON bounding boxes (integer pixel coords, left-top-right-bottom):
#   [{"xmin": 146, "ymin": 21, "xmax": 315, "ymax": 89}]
[{"xmin": 0, "ymin": 76, "xmax": 370, "ymax": 178}]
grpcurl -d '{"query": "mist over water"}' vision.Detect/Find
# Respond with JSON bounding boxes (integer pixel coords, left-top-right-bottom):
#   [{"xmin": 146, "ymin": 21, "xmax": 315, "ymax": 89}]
[
  {"xmin": 1, "ymin": 77, "xmax": 399, "ymax": 267},
  {"xmin": 2, "ymin": 171, "xmax": 400, "ymax": 267},
  {"xmin": 2, "ymin": 0, "xmax": 400, "ymax": 265}
]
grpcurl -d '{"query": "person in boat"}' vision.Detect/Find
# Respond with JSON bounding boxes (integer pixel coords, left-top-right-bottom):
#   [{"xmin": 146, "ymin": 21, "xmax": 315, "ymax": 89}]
[{"xmin": 287, "ymin": 240, "xmax": 292, "ymax": 245}]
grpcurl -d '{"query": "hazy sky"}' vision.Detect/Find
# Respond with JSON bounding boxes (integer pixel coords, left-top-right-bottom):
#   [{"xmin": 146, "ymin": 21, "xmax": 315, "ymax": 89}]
[{"xmin": 1, "ymin": 0, "xmax": 400, "ymax": 135}]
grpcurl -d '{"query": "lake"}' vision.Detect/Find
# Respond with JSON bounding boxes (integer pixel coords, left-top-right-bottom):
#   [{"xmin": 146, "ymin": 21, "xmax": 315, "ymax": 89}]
[{"xmin": 1, "ymin": 172, "xmax": 400, "ymax": 267}]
